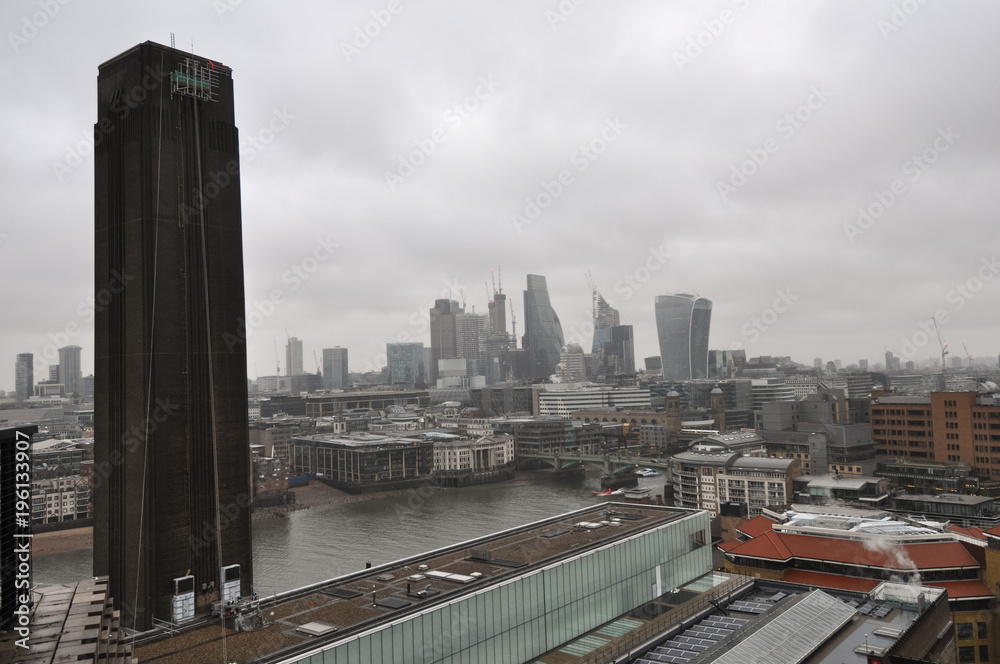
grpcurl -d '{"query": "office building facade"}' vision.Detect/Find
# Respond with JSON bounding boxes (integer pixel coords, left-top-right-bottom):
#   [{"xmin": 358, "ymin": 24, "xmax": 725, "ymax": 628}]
[
  {"xmin": 14, "ymin": 353, "xmax": 32, "ymax": 402},
  {"xmin": 655, "ymin": 293, "xmax": 712, "ymax": 381},
  {"xmin": 523, "ymin": 274, "xmax": 565, "ymax": 379},
  {"xmin": 429, "ymin": 299, "xmax": 463, "ymax": 384},
  {"xmin": 93, "ymin": 41, "xmax": 253, "ymax": 629},
  {"xmin": 58, "ymin": 345, "xmax": 82, "ymax": 397},
  {"xmin": 386, "ymin": 342, "xmax": 426, "ymax": 386},
  {"xmin": 322, "ymin": 347, "xmax": 349, "ymax": 390},
  {"xmin": 286, "ymin": 336, "xmax": 303, "ymax": 376}
]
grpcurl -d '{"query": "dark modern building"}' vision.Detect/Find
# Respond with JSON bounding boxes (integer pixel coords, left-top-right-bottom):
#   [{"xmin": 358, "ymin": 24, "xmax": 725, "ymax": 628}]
[
  {"xmin": 322, "ymin": 347, "xmax": 349, "ymax": 390},
  {"xmin": 609, "ymin": 324, "xmax": 635, "ymax": 374},
  {"xmin": 93, "ymin": 41, "xmax": 253, "ymax": 630},
  {"xmin": 429, "ymin": 299, "xmax": 463, "ymax": 384},
  {"xmin": 14, "ymin": 353, "xmax": 32, "ymax": 403},
  {"xmin": 291, "ymin": 432, "xmax": 434, "ymax": 494},
  {"xmin": 522, "ymin": 274, "xmax": 564, "ymax": 379},
  {"xmin": 655, "ymin": 292, "xmax": 712, "ymax": 380}
]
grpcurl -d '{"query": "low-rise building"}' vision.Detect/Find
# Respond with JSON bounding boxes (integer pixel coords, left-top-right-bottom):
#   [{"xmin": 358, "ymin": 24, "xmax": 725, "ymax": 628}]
[
  {"xmin": 32, "ymin": 475, "xmax": 90, "ymax": 525},
  {"xmin": 291, "ymin": 432, "xmax": 434, "ymax": 494},
  {"xmin": 670, "ymin": 435, "xmax": 799, "ymax": 517}
]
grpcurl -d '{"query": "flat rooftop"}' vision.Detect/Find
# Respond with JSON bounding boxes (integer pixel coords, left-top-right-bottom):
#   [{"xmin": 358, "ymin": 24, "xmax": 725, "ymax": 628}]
[{"xmin": 133, "ymin": 503, "xmax": 694, "ymax": 664}]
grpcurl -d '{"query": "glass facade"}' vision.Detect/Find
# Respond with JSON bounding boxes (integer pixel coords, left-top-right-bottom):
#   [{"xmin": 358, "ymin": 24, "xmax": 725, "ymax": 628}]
[
  {"xmin": 655, "ymin": 294, "xmax": 712, "ymax": 381},
  {"xmin": 278, "ymin": 511, "xmax": 711, "ymax": 664},
  {"xmin": 523, "ymin": 275, "xmax": 565, "ymax": 379},
  {"xmin": 387, "ymin": 342, "xmax": 426, "ymax": 385}
]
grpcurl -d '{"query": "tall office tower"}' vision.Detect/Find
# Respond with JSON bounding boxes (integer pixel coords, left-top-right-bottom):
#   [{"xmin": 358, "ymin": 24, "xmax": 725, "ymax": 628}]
[
  {"xmin": 286, "ymin": 337, "xmax": 304, "ymax": 376},
  {"xmin": 523, "ymin": 275, "xmax": 565, "ymax": 379},
  {"xmin": 456, "ymin": 313, "xmax": 489, "ymax": 376},
  {"xmin": 559, "ymin": 343, "xmax": 586, "ymax": 382},
  {"xmin": 488, "ymin": 291, "xmax": 508, "ymax": 336},
  {"xmin": 322, "ymin": 347, "xmax": 349, "ymax": 390},
  {"xmin": 386, "ymin": 342, "xmax": 426, "ymax": 386},
  {"xmin": 429, "ymin": 299, "xmax": 463, "ymax": 384},
  {"xmin": 655, "ymin": 293, "xmax": 712, "ymax": 381},
  {"xmin": 14, "ymin": 354, "xmax": 32, "ymax": 403},
  {"xmin": 609, "ymin": 325, "xmax": 635, "ymax": 374},
  {"xmin": 49, "ymin": 365, "xmax": 60, "ymax": 382},
  {"xmin": 94, "ymin": 42, "xmax": 252, "ymax": 630},
  {"xmin": 885, "ymin": 351, "xmax": 895, "ymax": 373},
  {"xmin": 591, "ymin": 291, "xmax": 620, "ymax": 354},
  {"xmin": 58, "ymin": 345, "xmax": 82, "ymax": 397}
]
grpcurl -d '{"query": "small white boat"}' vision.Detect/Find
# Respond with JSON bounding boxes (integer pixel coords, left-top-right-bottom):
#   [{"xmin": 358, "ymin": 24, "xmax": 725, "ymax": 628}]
[{"xmin": 635, "ymin": 468, "xmax": 661, "ymax": 477}]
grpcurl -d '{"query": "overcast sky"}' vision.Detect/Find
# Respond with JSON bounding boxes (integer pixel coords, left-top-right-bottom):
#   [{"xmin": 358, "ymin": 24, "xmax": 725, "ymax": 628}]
[{"xmin": 2, "ymin": 0, "xmax": 999, "ymax": 390}]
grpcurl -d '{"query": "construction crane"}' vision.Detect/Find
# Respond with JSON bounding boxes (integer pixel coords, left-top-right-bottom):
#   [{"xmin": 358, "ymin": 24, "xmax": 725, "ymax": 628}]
[
  {"xmin": 963, "ymin": 343, "xmax": 973, "ymax": 369},
  {"xmin": 510, "ymin": 297, "xmax": 517, "ymax": 341},
  {"xmin": 932, "ymin": 317, "xmax": 948, "ymax": 387},
  {"xmin": 313, "ymin": 350, "xmax": 322, "ymax": 374},
  {"xmin": 272, "ymin": 336, "xmax": 281, "ymax": 376},
  {"xmin": 497, "ymin": 265, "xmax": 502, "ymax": 294},
  {"xmin": 491, "ymin": 270, "xmax": 497, "ymax": 298},
  {"xmin": 459, "ymin": 288, "xmax": 466, "ymax": 310}
]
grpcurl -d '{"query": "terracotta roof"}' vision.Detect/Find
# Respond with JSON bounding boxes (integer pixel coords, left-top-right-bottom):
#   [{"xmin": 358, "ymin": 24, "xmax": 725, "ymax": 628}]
[
  {"xmin": 983, "ymin": 525, "xmax": 1000, "ymax": 538},
  {"xmin": 736, "ymin": 515, "xmax": 775, "ymax": 538},
  {"xmin": 948, "ymin": 524, "xmax": 987, "ymax": 541},
  {"xmin": 723, "ymin": 532, "xmax": 979, "ymax": 570},
  {"xmin": 927, "ymin": 580, "xmax": 995, "ymax": 600},
  {"xmin": 717, "ymin": 540, "xmax": 742, "ymax": 552},
  {"xmin": 781, "ymin": 569, "xmax": 880, "ymax": 593}
]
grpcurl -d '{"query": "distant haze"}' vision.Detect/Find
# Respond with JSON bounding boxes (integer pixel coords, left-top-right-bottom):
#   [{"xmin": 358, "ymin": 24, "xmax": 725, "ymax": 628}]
[{"xmin": 2, "ymin": 0, "xmax": 999, "ymax": 388}]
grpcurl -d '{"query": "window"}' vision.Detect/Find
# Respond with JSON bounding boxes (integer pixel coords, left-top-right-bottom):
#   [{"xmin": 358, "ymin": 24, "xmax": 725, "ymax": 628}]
[
  {"xmin": 957, "ymin": 622, "xmax": 973, "ymax": 640},
  {"xmin": 958, "ymin": 646, "xmax": 975, "ymax": 663},
  {"xmin": 980, "ymin": 645, "xmax": 989, "ymax": 662},
  {"xmin": 978, "ymin": 621, "xmax": 987, "ymax": 639}
]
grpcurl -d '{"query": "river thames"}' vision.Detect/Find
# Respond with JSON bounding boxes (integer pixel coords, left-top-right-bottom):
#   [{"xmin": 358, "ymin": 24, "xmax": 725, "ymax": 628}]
[{"xmin": 34, "ymin": 472, "xmax": 670, "ymax": 597}]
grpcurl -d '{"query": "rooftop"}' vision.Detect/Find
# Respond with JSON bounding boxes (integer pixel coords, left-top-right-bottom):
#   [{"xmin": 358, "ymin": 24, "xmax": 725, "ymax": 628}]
[{"xmin": 131, "ymin": 503, "xmax": 694, "ymax": 664}]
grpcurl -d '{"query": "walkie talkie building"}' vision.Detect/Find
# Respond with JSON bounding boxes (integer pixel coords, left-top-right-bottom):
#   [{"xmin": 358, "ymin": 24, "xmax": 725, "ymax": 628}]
[{"xmin": 655, "ymin": 293, "xmax": 712, "ymax": 381}]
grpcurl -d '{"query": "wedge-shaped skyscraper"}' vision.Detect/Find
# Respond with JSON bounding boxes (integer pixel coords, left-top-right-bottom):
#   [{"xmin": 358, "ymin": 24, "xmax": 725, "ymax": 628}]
[
  {"xmin": 655, "ymin": 293, "xmax": 712, "ymax": 381},
  {"xmin": 523, "ymin": 275, "xmax": 565, "ymax": 378}
]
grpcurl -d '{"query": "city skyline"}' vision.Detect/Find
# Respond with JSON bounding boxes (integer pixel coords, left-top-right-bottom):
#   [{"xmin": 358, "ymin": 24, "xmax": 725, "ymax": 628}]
[{"xmin": 3, "ymin": 1, "xmax": 1000, "ymax": 391}]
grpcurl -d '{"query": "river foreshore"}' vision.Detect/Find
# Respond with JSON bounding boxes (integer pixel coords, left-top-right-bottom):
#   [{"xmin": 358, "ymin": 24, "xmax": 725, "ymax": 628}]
[{"xmin": 33, "ymin": 470, "xmax": 560, "ymax": 556}]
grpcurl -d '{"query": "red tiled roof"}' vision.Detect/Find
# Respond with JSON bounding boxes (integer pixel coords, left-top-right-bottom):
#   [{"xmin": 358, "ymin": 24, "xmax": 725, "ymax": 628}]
[
  {"xmin": 723, "ymin": 532, "xmax": 979, "ymax": 570},
  {"xmin": 983, "ymin": 525, "xmax": 1000, "ymax": 538},
  {"xmin": 948, "ymin": 524, "xmax": 987, "ymax": 541},
  {"xmin": 736, "ymin": 515, "xmax": 775, "ymax": 538},
  {"xmin": 928, "ymin": 580, "xmax": 995, "ymax": 600},
  {"xmin": 717, "ymin": 540, "xmax": 742, "ymax": 552},
  {"xmin": 781, "ymin": 569, "xmax": 880, "ymax": 593}
]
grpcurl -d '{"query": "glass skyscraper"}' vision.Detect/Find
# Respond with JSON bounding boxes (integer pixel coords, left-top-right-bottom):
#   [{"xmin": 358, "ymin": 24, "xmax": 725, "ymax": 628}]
[
  {"xmin": 655, "ymin": 293, "xmax": 712, "ymax": 380},
  {"xmin": 523, "ymin": 274, "xmax": 564, "ymax": 379}
]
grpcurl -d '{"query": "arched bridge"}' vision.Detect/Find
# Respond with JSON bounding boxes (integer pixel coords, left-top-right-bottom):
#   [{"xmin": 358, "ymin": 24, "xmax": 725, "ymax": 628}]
[{"xmin": 518, "ymin": 451, "xmax": 672, "ymax": 477}]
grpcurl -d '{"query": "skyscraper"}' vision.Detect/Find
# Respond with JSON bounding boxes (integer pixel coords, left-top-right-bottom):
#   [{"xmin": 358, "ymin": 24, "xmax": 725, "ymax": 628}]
[
  {"xmin": 429, "ymin": 299, "xmax": 463, "ymax": 384},
  {"xmin": 591, "ymin": 291, "xmax": 620, "ymax": 354},
  {"xmin": 58, "ymin": 345, "xmax": 82, "ymax": 397},
  {"xmin": 523, "ymin": 275, "xmax": 564, "ymax": 379},
  {"xmin": 655, "ymin": 293, "xmax": 712, "ymax": 381},
  {"xmin": 93, "ymin": 41, "xmax": 252, "ymax": 630},
  {"xmin": 286, "ymin": 336, "xmax": 304, "ymax": 376},
  {"xmin": 14, "ymin": 353, "xmax": 32, "ymax": 403},
  {"xmin": 609, "ymin": 324, "xmax": 635, "ymax": 374},
  {"xmin": 386, "ymin": 342, "xmax": 426, "ymax": 386},
  {"xmin": 456, "ymin": 312, "xmax": 488, "ymax": 376},
  {"xmin": 322, "ymin": 347, "xmax": 349, "ymax": 390}
]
